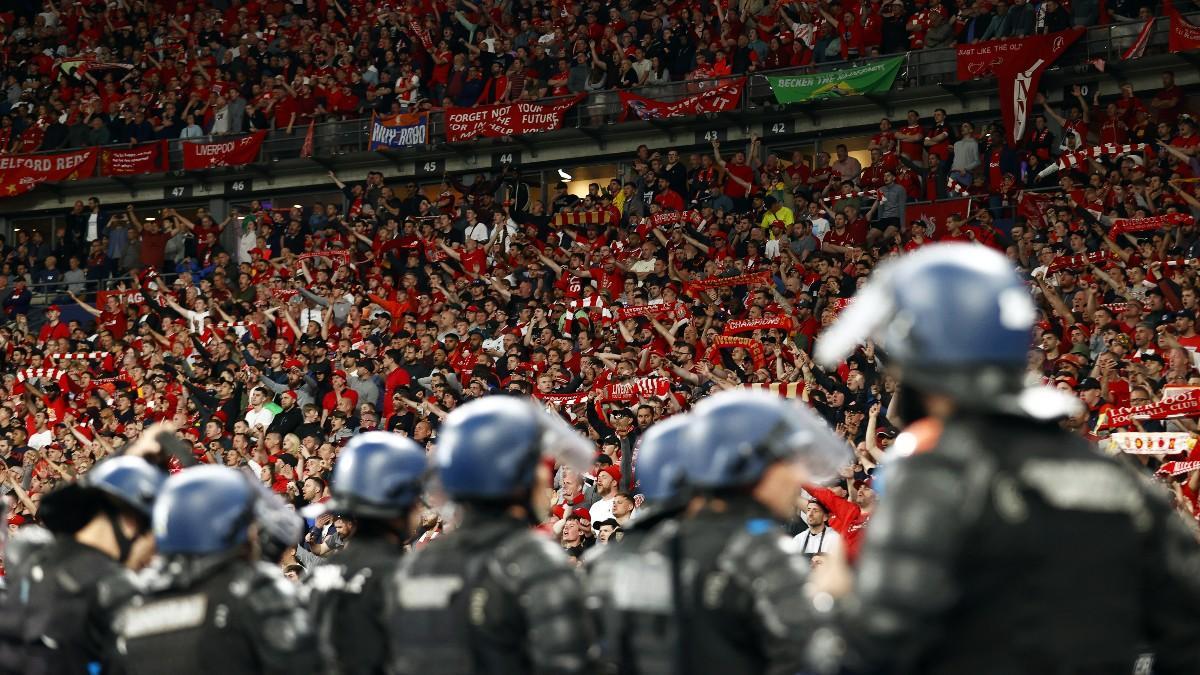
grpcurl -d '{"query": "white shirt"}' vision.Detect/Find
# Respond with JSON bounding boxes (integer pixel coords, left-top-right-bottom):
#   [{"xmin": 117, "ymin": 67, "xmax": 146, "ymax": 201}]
[
  {"xmin": 792, "ymin": 526, "xmax": 842, "ymax": 555},
  {"xmin": 810, "ymin": 215, "xmax": 831, "ymax": 240},
  {"xmin": 245, "ymin": 406, "xmax": 276, "ymax": 431},
  {"xmin": 589, "ymin": 497, "xmax": 615, "ymax": 525},
  {"xmin": 87, "ymin": 212, "xmax": 100, "ymax": 242},
  {"xmin": 466, "ymin": 221, "xmax": 489, "ymax": 243}
]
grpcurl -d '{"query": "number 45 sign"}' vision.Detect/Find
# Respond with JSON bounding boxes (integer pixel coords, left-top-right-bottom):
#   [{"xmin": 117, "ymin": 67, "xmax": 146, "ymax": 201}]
[{"xmin": 415, "ymin": 158, "xmax": 444, "ymax": 177}]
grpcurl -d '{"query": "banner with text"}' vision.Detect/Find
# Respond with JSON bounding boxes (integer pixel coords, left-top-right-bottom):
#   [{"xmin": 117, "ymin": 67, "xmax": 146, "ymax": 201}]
[
  {"xmin": 1166, "ymin": 0, "xmax": 1200, "ymax": 52},
  {"xmin": 100, "ymin": 140, "xmax": 168, "ymax": 177},
  {"xmin": 181, "ymin": 131, "xmax": 268, "ymax": 170},
  {"xmin": 994, "ymin": 28, "xmax": 1085, "ymax": 146},
  {"xmin": 369, "ymin": 112, "xmax": 428, "ymax": 150},
  {"xmin": 445, "ymin": 95, "xmax": 584, "ymax": 143},
  {"xmin": 619, "ymin": 78, "xmax": 744, "ymax": 121},
  {"xmin": 0, "ymin": 148, "xmax": 98, "ymax": 198},
  {"xmin": 765, "ymin": 57, "xmax": 904, "ymax": 104}
]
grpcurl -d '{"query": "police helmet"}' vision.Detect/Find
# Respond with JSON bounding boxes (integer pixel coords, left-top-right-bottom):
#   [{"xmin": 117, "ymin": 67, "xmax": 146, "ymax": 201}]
[
  {"xmin": 322, "ymin": 431, "xmax": 427, "ymax": 518},
  {"xmin": 683, "ymin": 390, "xmax": 850, "ymax": 490},
  {"xmin": 435, "ymin": 395, "xmax": 592, "ymax": 501},
  {"xmin": 815, "ymin": 243, "xmax": 1080, "ymax": 418},
  {"xmin": 154, "ymin": 465, "xmax": 257, "ymax": 556}
]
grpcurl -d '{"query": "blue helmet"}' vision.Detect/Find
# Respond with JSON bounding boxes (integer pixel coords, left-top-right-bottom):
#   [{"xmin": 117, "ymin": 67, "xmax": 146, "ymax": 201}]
[
  {"xmin": 252, "ymin": 482, "xmax": 304, "ymax": 563},
  {"xmin": 435, "ymin": 395, "xmax": 593, "ymax": 501},
  {"xmin": 816, "ymin": 244, "xmax": 1080, "ymax": 417},
  {"xmin": 323, "ymin": 431, "xmax": 427, "ymax": 518},
  {"xmin": 154, "ymin": 465, "xmax": 257, "ymax": 556},
  {"xmin": 634, "ymin": 414, "xmax": 691, "ymax": 503},
  {"xmin": 683, "ymin": 390, "xmax": 851, "ymax": 490},
  {"xmin": 40, "ymin": 456, "xmax": 165, "ymax": 533},
  {"xmin": 79, "ymin": 456, "xmax": 165, "ymax": 518}
]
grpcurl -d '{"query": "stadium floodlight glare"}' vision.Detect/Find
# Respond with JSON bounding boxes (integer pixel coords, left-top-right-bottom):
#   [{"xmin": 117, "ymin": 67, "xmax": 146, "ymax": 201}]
[
  {"xmin": 293, "ymin": 204, "xmax": 302, "ymax": 208},
  {"xmin": 557, "ymin": 169, "xmax": 572, "ymax": 181}
]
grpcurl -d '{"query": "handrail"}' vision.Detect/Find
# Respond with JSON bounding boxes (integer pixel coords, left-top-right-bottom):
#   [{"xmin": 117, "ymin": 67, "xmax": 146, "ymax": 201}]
[{"xmin": 4, "ymin": 12, "xmax": 1197, "ymax": 185}]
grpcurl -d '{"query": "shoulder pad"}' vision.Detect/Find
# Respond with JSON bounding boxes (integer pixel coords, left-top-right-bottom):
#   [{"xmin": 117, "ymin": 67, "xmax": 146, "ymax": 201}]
[
  {"xmin": 95, "ymin": 568, "xmax": 143, "ymax": 611},
  {"xmin": 719, "ymin": 524, "xmax": 808, "ymax": 590},
  {"xmin": 236, "ymin": 563, "xmax": 303, "ymax": 615},
  {"xmin": 496, "ymin": 529, "xmax": 570, "ymax": 572},
  {"xmin": 4, "ymin": 526, "xmax": 54, "ymax": 571}
]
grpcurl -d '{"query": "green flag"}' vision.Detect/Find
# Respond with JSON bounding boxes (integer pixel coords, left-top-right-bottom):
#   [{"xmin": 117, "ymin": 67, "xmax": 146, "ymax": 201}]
[{"xmin": 765, "ymin": 56, "xmax": 905, "ymax": 105}]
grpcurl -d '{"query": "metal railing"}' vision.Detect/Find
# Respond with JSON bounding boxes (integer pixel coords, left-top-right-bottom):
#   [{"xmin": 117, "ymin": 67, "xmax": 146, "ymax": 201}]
[{"xmin": 6, "ymin": 11, "xmax": 1198, "ymax": 184}]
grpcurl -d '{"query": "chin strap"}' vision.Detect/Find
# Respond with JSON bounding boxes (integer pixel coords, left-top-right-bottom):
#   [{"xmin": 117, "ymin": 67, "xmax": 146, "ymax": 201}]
[{"xmin": 102, "ymin": 503, "xmax": 147, "ymax": 566}]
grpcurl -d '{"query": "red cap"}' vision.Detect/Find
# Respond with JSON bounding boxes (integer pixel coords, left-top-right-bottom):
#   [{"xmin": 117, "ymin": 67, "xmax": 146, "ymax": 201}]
[
  {"xmin": 332, "ymin": 369, "xmax": 347, "ymax": 380},
  {"xmin": 282, "ymin": 390, "xmax": 298, "ymax": 400},
  {"xmin": 284, "ymin": 359, "xmax": 303, "ymax": 370},
  {"xmin": 47, "ymin": 305, "xmax": 60, "ymax": 312},
  {"xmin": 600, "ymin": 465, "xmax": 622, "ymax": 483}
]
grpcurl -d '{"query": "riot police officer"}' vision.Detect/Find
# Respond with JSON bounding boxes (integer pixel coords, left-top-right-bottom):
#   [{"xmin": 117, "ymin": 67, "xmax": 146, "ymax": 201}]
[
  {"xmin": 0, "ymin": 455, "xmax": 164, "ymax": 675},
  {"xmin": 306, "ymin": 431, "xmax": 426, "ymax": 675},
  {"xmin": 106, "ymin": 465, "xmax": 315, "ymax": 675},
  {"xmin": 815, "ymin": 243, "xmax": 1200, "ymax": 674},
  {"xmin": 385, "ymin": 396, "xmax": 594, "ymax": 675},
  {"xmin": 584, "ymin": 412, "xmax": 691, "ymax": 674},
  {"xmin": 606, "ymin": 389, "xmax": 850, "ymax": 675}
]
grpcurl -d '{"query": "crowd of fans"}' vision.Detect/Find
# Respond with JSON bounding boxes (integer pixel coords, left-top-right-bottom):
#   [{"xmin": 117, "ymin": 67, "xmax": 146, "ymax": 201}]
[
  {"xmin": 0, "ymin": 0, "xmax": 1184, "ymax": 153},
  {"xmin": 2, "ymin": 65, "xmax": 1200, "ymax": 576}
]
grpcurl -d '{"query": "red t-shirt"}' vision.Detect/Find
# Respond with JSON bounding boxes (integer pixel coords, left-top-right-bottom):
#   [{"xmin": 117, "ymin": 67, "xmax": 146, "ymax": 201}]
[{"xmin": 724, "ymin": 163, "xmax": 755, "ymax": 199}]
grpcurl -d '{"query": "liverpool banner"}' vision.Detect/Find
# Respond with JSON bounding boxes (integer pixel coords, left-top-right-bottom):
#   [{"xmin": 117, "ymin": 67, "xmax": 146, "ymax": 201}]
[
  {"xmin": 1165, "ymin": 0, "xmax": 1200, "ymax": 53},
  {"xmin": 182, "ymin": 131, "xmax": 267, "ymax": 170},
  {"xmin": 445, "ymin": 95, "xmax": 584, "ymax": 143},
  {"xmin": 619, "ymin": 78, "xmax": 744, "ymax": 121},
  {"xmin": 765, "ymin": 57, "xmax": 903, "ymax": 104},
  {"xmin": 0, "ymin": 148, "xmax": 97, "ymax": 198},
  {"xmin": 369, "ymin": 112, "xmax": 428, "ymax": 150},
  {"xmin": 957, "ymin": 36, "xmax": 1048, "ymax": 80},
  {"xmin": 993, "ymin": 28, "xmax": 1084, "ymax": 146},
  {"xmin": 100, "ymin": 141, "xmax": 168, "ymax": 176}
]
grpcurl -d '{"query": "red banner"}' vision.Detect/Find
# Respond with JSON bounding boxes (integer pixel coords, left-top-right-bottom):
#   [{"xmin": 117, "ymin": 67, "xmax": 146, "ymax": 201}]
[
  {"xmin": 0, "ymin": 148, "xmax": 97, "ymax": 198},
  {"xmin": 992, "ymin": 28, "xmax": 1085, "ymax": 146},
  {"xmin": 1019, "ymin": 192, "xmax": 1054, "ymax": 229},
  {"xmin": 619, "ymin": 78, "xmax": 744, "ymax": 121},
  {"xmin": 1100, "ymin": 388, "xmax": 1200, "ymax": 430},
  {"xmin": 445, "ymin": 95, "xmax": 584, "ymax": 143},
  {"xmin": 100, "ymin": 141, "xmax": 168, "ymax": 176},
  {"xmin": 1047, "ymin": 250, "xmax": 1114, "ymax": 273},
  {"xmin": 181, "ymin": 131, "xmax": 267, "ymax": 170},
  {"xmin": 683, "ymin": 270, "xmax": 772, "ymax": 297},
  {"xmin": 957, "ymin": 35, "xmax": 1044, "ymax": 80},
  {"xmin": 723, "ymin": 314, "xmax": 794, "ymax": 335},
  {"xmin": 606, "ymin": 302, "xmax": 690, "ymax": 325},
  {"xmin": 704, "ymin": 335, "xmax": 766, "ymax": 371},
  {"xmin": 604, "ymin": 377, "xmax": 671, "ymax": 402},
  {"xmin": 1166, "ymin": 0, "xmax": 1200, "ymax": 53},
  {"xmin": 1110, "ymin": 213, "xmax": 1193, "ymax": 236},
  {"xmin": 907, "ymin": 198, "xmax": 972, "ymax": 239},
  {"xmin": 1158, "ymin": 460, "xmax": 1200, "ymax": 476}
]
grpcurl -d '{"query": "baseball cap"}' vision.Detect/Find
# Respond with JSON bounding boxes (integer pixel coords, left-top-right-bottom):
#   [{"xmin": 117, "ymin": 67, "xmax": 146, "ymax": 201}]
[{"xmin": 1075, "ymin": 377, "xmax": 1102, "ymax": 391}]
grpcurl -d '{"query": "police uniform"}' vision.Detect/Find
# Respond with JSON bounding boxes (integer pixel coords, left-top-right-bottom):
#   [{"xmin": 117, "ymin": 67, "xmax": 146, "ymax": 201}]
[
  {"xmin": 0, "ymin": 536, "xmax": 124, "ymax": 675},
  {"xmin": 108, "ymin": 557, "xmax": 314, "ymax": 675},
  {"xmin": 308, "ymin": 538, "xmax": 399, "ymax": 675},
  {"xmin": 813, "ymin": 243, "xmax": 1200, "ymax": 675},
  {"xmin": 387, "ymin": 514, "xmax": 591, "ymax": 675},
  {"xmin": 603, "ymin": 499, "xmax": 813, "ymax": 675},
  {"xmin": 843, "ymin": 414, "xmax": 1200, "ymax": 675},
  {"xmin": 584, "ymin": 506, "xmax": 681, "ymax": 675}
]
